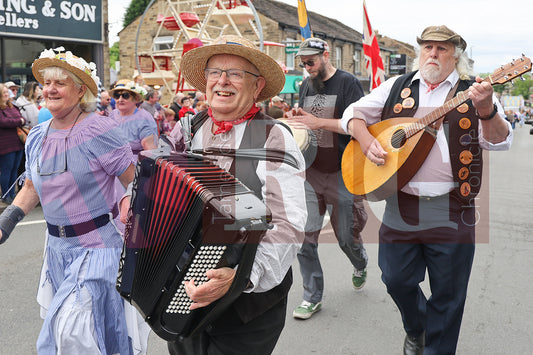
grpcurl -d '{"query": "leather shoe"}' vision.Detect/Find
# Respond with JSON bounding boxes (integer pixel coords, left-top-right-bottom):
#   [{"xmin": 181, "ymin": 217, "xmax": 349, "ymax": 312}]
[{"xmin": 403, "ymin": 332, "xmax": 424, "ymax": 355}]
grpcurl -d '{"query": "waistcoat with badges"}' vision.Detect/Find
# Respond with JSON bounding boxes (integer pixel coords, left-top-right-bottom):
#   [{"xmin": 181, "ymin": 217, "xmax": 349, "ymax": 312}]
[{"xmin": 381, "ymin": 71, "xmax": 482, "ymax": 204}]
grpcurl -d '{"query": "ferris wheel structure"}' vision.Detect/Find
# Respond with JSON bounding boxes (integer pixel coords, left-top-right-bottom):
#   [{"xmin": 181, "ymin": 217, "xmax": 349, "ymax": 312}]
[{"xmin": 135, "ymin": 0, "xmax": 265, "ymax": 101}]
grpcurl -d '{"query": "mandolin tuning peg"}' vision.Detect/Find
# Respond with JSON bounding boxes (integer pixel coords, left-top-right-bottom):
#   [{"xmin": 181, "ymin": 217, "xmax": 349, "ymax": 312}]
[
  {"xmin": 510, "ymin": 80, "xmax": 515, "ymax": 86},
  {"xmin": 520, "ymin": 75, "xmax": 527, "ymax": 81}
]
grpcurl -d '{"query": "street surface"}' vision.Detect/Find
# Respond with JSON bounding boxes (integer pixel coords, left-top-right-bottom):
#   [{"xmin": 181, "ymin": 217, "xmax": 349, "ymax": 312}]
[{"xmin": 1, "ymin": 126, "xmax": 532, "ymax": 354}]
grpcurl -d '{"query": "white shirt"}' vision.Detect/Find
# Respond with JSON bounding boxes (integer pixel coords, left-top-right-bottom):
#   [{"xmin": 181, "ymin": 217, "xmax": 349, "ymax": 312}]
[
  {"xmin": 341, "ymin": 70, "xmax": 512, "ymax": 196},
  {"xmin": 191, "ymin": 119, "xmax": 307, "ymax": 292},
  {"xmin": 16, "ymin": 95, "xmax": 40, "ymax": 128}
]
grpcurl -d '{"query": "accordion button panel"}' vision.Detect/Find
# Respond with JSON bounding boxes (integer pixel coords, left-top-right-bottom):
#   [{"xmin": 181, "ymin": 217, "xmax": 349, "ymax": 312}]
[{"xmin": 166, "ymin": 245, "xmax": 227, "ymax": 314}]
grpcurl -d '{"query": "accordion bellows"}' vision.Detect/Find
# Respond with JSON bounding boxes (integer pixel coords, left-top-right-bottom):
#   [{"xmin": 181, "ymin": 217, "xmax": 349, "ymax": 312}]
[{"xmin": 116, "ymin": 149, "xmax": 271, "ymax": 340}]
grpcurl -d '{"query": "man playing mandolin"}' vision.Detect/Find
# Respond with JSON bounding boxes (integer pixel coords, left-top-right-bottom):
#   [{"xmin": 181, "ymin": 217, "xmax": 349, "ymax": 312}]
[{"xmin": 341, "ymin": 25, "xmax": 513, "ymax": 354}]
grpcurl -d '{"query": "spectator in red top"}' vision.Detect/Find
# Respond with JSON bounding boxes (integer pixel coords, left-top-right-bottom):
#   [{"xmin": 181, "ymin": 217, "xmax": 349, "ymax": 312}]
[
  {"xmin": 178, "ymin": 96, "xmax": 195, "ymax": 119},
  {"xmin": 0, "ymin": 83, "xmax": 25, "ymax": 204}
]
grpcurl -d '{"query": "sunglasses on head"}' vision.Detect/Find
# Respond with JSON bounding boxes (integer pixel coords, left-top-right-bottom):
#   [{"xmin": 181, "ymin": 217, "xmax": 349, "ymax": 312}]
[{"xmin": 113, "ymin": 91, "xmax": 131, "ymax": 100}]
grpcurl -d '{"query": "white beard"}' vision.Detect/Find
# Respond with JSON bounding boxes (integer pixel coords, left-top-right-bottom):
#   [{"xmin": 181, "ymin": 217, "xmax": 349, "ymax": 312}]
[{"xmin": 420, "ymin": 62, "xmax": 442, "ymax": 84}]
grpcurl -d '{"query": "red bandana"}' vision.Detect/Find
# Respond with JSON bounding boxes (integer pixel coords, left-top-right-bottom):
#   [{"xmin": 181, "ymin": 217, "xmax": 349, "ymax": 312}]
[
  {"xmin": 426, "ymin": 82, "xmax": 440, "ymax": 93},
  {"xmin": 209, "ymin": 105, "xmax": 260, "ymax": 135}
]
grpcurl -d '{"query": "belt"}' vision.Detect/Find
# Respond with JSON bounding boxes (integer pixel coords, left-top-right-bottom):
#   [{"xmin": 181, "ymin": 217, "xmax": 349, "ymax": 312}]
[
  {"xmin": 399, "ymin": 190, "xmax": 450, "ymax": 202},
  {"xmin": 47, "ymin": 204, "xmax": 119, "ymax": 238}
]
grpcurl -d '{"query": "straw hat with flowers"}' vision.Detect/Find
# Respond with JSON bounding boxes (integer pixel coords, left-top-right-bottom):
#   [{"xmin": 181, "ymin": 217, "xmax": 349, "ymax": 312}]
[
  {"xmin": 180, "ymin": 35, "xmax": 285, "ymax": 102},
  {"xmin": 31, "ymin": 47, "xmax": 99, "ymax": 96},
  {"xmin": 109, "ymin": 79, "xmax": 148, "ymax": 102}
]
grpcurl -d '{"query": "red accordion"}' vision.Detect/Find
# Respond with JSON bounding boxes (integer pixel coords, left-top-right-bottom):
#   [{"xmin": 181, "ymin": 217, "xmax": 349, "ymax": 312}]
[{"xmin": 116, "ymin": 149, "xmax": 271, "ymax": 340}]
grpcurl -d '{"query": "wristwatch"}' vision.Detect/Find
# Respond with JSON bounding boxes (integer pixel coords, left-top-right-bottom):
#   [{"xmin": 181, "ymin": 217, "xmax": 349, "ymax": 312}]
[{"xmin": 476, "ymin": 103, "xmax": 498, "ymax": 121}]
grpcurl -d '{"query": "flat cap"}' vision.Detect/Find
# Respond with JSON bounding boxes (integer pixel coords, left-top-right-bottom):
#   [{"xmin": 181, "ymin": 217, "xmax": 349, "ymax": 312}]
[{"xmin": 416, "ymin": 25, "xmax": 467, "ymax": 50}]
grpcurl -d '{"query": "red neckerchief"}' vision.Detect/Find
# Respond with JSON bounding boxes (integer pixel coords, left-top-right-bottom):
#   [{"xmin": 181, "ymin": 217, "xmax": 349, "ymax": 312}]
[
  {"xmin": 425, "ymin": 81, "xmax": 440, "ymax": 93},
  {"xmin": 209, "ymin": 105, "xmax": 260, "ymax": 135}
]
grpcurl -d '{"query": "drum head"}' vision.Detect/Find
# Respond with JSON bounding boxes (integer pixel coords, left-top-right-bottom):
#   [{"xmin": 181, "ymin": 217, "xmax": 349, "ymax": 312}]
[{"xmin": 278, "ymin": 119, "xmax": 317, "ymax": 169}]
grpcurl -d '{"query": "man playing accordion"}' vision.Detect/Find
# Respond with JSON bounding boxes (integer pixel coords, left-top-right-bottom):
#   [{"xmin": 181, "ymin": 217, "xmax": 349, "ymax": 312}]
[{"xmin": 120, "ymin": 35, "xmax": 307, "ymax": 355}]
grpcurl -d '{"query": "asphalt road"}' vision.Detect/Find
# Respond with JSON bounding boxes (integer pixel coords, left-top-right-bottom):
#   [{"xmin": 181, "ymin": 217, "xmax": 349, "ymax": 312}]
[{"xmin": 1, "ymin": 126, "xmax": 532, "ymax": 354}]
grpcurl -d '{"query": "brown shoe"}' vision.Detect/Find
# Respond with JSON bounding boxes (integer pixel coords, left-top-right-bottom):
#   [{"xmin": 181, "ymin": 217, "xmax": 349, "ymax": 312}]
[{"xmin": 403, "ymin": 332, "xmax": 424, "ymax": 355}]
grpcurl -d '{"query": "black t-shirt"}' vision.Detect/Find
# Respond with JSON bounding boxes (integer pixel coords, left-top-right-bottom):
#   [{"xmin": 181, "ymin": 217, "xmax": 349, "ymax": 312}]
[{"xmin": 299, "ymin": 69, "xmax": 364, "ymax": 172}]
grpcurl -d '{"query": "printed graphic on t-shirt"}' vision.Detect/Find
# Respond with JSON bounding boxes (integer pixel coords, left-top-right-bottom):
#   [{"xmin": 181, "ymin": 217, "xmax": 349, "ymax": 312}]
[{"xmin": 303, "ymin": 94, "xmax": 336, "ymax": 148}]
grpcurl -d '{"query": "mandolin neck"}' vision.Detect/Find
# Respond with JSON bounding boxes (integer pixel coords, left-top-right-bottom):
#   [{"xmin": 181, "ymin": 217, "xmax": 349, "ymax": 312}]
[{"xmin": 405, "ymin": 76, "xmax": 489, "ymax": 138}]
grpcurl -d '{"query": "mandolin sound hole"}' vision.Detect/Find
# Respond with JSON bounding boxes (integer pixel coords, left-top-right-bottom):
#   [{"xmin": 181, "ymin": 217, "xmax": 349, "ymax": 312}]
[{"xmin": 391, "ymin": 129, "xmax": 406, "ymax": 149}]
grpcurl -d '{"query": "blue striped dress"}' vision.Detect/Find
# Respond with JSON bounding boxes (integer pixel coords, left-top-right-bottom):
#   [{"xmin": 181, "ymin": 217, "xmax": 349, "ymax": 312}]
[
  {"xmin": 25, "ymin": 113, "xmax": 134, "ymax": 354},
  {"xmin": 109, "ymin": 108, "xmax": 158, "ymax": 158}
]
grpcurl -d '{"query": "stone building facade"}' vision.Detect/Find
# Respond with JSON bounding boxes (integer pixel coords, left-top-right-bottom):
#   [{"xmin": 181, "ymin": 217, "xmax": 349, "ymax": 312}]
[{"xmin": 118, "ymin": 0, "xmax": 415, "ymax": 104}]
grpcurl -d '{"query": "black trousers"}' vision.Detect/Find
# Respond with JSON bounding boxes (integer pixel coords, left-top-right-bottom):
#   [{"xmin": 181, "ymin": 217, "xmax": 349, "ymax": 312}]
[
  {"xmin": 378, "ymin": 192, "xmax": 476, "ymax": 354},
  {"xmin": 167, "ymin": 296, "xmax": 288, "ymax": 355}
]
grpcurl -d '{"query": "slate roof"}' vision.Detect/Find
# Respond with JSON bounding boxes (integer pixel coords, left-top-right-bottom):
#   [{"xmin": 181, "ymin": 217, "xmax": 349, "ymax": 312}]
[{"xmin": 252, "ymin": 0, "xmax": 363, "ymax": 45}]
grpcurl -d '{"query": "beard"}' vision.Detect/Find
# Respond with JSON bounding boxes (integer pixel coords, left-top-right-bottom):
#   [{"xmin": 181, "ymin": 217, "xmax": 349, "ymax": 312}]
[
  {"xmin": 309, "ymin": 65, "xmax": 327, "ymax": 94},
  {"xmin": 420, "ymin": 59, "xmax": 443, "ymax": 84}
]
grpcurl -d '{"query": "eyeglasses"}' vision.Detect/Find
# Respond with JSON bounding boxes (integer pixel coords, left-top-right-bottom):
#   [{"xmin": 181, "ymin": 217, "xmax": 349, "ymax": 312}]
[
  {"xmin": 204, "ymin": 68, "xmax": 260, "ymax": 82},
  {"xmin": 37, "ymin": 138, "xmax": 68, "ymax": 176},
  {"xmin": 113, "ymin": 91, "xmax": 131, "ymax": 100},
  {"xmin": 37, "ymin": 112, "xmax": 81, "ymax": 176},
  {"xmin": 37, "ymin": 132, "xmax": 68, "ymax": 176},
  {"xmin": 299, "ymin": 60, "xmax": 316, "ymax": 68}
]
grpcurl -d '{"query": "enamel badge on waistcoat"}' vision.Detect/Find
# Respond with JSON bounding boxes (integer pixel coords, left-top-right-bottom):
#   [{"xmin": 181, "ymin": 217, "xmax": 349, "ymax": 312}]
[{"xmin": 454, "ymin": 103, "xmax": 479, "ymax": 199}]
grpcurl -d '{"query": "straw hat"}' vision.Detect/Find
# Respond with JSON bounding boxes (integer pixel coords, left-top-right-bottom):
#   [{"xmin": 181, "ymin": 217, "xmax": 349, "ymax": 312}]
[
  {"xmin": 109, "ymin": 79, "xmax": 148, "ymax": 102},
  {"xmin": 180, "ymin": 35, "xmax": 285, "ymax": 102},
  {"xmin": 416, "ymin": 25, "xmax": 467, "ymax": 50},
  {"xmin": 31, "ymin": 47, "xmax": 99, "ymax": 96}
]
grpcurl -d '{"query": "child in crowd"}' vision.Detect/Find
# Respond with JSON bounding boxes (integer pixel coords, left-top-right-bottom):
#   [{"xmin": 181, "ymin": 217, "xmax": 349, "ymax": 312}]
[{"xmin": 161, "ymin": 108, "xmax": 177, "ymax": 135}]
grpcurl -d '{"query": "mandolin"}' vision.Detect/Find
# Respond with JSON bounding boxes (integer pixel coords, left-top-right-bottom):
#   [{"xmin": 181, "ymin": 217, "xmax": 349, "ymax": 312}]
[{"xmin": 341, "ymin": 55, "xmax": 532, "ymax": 201}]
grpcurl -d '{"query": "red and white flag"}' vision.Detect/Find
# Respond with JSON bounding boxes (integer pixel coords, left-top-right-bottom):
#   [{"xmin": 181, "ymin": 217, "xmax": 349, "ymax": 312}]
[{"xmin": 363, "ymin": 0, "xmax": 385, "ymax": 90}]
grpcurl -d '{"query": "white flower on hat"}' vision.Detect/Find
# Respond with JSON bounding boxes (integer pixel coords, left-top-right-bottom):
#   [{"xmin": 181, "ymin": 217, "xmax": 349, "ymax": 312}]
[
  {"xmin": 37, "ymin": 47, "xmax": 98, "ymax": 83},
  {"xmin": 113, "ymin": 80, "xmax": 148, "ymax": 99},
  {"xmin": 134, "ymin": 85, "xmax": 148, "ymax": 98},
  {"xmin": 39, "ymin": 48, "xmax": 56, "ymax": 59}
]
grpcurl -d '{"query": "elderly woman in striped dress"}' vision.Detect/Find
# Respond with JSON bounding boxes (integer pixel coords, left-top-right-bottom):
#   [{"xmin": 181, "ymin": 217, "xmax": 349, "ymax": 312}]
[{"xmin": 0, "ymin": 48, "xmax": 139, "ymax": 354}]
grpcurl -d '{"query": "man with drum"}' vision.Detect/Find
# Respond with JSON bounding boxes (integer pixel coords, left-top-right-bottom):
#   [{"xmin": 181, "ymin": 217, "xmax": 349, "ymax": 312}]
[{"xmin": 287, "ymin": 37, "xmax": 369, "ymax": 320}]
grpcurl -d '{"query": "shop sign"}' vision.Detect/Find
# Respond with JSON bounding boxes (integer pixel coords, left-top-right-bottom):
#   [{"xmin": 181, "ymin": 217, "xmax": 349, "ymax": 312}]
[
  {"xmin": 389, "ymin": 54, "xmax": 406, "ymax": 75},
  {"xmin": 285, "ymin": 42, "xmax": 300, "ymax": 54},
  {"xmin": 0, "ymin": 0, "xmax": 102, "ymax": 43}
]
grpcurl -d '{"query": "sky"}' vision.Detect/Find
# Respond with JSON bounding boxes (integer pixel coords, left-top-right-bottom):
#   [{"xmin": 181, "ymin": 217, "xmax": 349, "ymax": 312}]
[{"xmin": 108, "ymin": 0, "xmax": 533, "ymax": 74}]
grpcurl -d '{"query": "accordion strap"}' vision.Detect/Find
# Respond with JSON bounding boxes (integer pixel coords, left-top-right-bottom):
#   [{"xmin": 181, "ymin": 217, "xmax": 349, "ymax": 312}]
[{"xmin": 191, "ymin": 148, "xmax": 300, "ymax": 170}]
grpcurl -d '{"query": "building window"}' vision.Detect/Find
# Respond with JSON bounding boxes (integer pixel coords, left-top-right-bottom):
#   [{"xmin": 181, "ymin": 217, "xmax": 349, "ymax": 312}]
[
  {"xmin": 353, "ymin": 50, "xmax": 361, "ymax": 74},
  {"xmin": 286, "ymin": 52, "xmax": 295, "ymax": 70},
  {"xmin": 335, "ymin": 46, "xmax": 342, "ymax": 69},
  {"xmin": 153, "ymin": 36, "xmax": 174, "ymax": 52}
]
